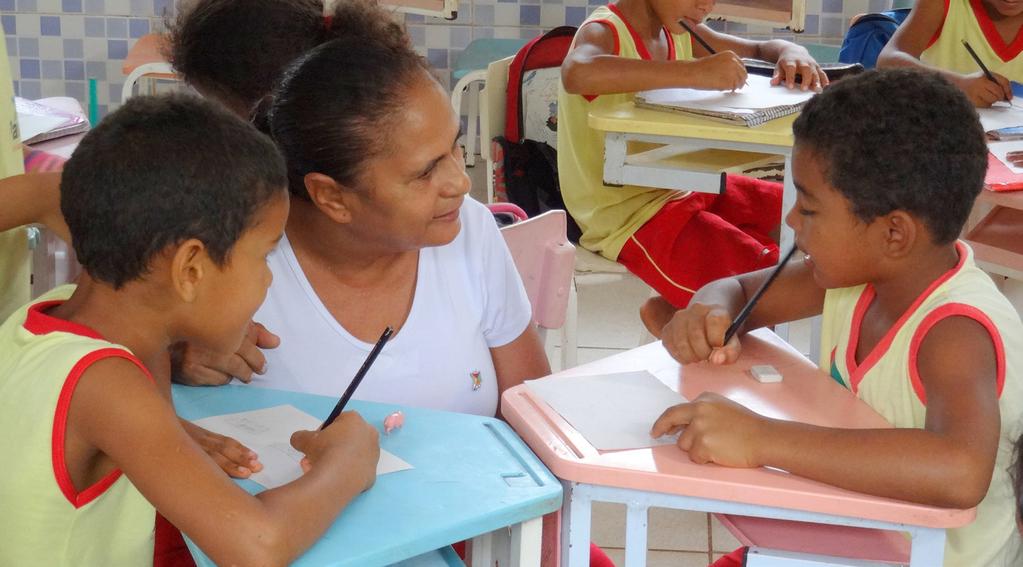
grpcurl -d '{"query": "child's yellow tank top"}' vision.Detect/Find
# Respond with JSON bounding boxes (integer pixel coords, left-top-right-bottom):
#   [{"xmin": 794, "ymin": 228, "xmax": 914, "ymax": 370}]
[
  {"xmin": 0, "ymin": 285, "xmax": 158, "ymax": 566},
  {"xmin": 0, "ymin": 26, "xmax": 30, "ymax": 323},
  {"xmin": 921, "ymin": 0, "xmax": 1023, "ymax": 82},
  {"xmin": 557, "ymin": 4, "xmax": 692, "ymax": 260},
  {"xmin": 819, "ymin": 242, "xmax": 1023, "ymax": 566}
]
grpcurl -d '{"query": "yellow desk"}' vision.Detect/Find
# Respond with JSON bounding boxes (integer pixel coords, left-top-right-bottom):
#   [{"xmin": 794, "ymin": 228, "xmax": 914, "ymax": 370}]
[{"xmin": 588, "ymin": 102, "xmax": 797, "ymax": 252}]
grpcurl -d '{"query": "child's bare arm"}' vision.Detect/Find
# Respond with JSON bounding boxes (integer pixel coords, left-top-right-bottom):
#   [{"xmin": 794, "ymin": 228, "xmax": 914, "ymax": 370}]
[
  {"xmin": 660, "ymin": 260, "xmax": 825, "ymax": 365},
  {"xmin": 0, "ymin": 172, "xmax": 69, "ymax": 242},
  {"xmin": 561, "ymin": 22, "xmax": 747, "ymax": 95},
  {"xmin": 878, "ymin": 0, "xmax": 1012, "ymax": 106},
  {"xmin": 73, "ymin": 358, "xmax": 379, "ymax": 566},
  {"xmin": 654, "ymin": 315, "xmax": 1000, "ymax": 508}
]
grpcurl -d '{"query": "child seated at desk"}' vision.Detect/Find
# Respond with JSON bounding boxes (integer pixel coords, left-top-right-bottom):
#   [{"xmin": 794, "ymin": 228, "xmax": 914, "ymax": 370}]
[
  {"xmin": 878, "ymin": 0, "xmax": 1021, "ymax": 107},
  {"xmin": 0, "ymin": 94, "xmax": 380, "ymax": 566},
  {"xmin": 652, "ymin": 69, "xmax": 1023, "ymax": 565},
  {"xmin": 558, "ymin": 0, "xmax": 828, "ymax": 333}
]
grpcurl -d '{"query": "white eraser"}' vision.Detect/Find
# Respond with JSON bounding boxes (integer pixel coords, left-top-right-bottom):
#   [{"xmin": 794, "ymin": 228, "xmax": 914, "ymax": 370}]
[{"xmin": 750, "ymin": 365, "xmax": 782, "ymax": 383}]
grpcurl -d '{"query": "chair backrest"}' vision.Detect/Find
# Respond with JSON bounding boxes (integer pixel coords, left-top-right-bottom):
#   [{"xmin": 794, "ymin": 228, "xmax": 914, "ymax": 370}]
[{"xmin": 499, "ymin": 210, "xmax": 575, "ymax": 330}]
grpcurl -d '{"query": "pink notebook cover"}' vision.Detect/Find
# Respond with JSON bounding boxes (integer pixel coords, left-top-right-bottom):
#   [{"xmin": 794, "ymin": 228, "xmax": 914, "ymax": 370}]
[{"xmin": 986, "ymin": 152, "xmax": 1023, "ymax": 192}]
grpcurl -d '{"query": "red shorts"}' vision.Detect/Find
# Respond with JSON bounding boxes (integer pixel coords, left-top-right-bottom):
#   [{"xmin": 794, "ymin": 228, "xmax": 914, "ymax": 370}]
[{"xmin": 617, "ymin": 175, "xmax": 781, "ymax": 308}]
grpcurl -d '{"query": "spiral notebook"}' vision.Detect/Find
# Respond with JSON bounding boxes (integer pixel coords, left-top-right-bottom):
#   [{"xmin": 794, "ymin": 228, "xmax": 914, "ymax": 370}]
[{"xmin": 635, "ymin": 74, "xmax": 817, "ymax": 127}]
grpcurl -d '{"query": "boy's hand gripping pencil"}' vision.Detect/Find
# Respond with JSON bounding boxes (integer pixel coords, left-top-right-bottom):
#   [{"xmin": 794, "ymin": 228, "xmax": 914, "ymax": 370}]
[
  {"xmin": 962, "ymin": 39, "xmax": 1012, "ymax": 104},
  {"xmin": 320, "ymin": 326, "xmax": 394, "ymax": 429},
  {"xmin": 722, "ymin": 246, "xmax": 798, "ymax": 346}
]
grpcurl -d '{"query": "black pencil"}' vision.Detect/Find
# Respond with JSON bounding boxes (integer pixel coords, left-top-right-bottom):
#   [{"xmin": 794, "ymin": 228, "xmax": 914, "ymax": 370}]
[
  {"xmin": 320, "ymin": 326, "xmax": 394, "ymax": 430},
  {"xmin": 678, "ymin": 19, "xmax": 715, "ymax": 55},
  {"xmin": 722, "ymin": 246, "xmax": 798, "ymax": 346},
  {"xmin": 962, "ymin": 39, "xmax": 996, "ymax": 83}
]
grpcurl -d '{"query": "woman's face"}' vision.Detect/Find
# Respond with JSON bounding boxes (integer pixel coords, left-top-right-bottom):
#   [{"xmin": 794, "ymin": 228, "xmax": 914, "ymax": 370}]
[{"xmin": 343, "ymin": 73, "xmax": 471, "ymax": 252}]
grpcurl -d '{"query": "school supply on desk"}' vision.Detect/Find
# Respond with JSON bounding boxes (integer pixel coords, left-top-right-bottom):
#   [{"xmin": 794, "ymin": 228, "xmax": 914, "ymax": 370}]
[
  {"xmin": 321, "ymin": 326, "xmax": 393, "ymax": 429},
  {"xmin": 525, "ymin": 371, "xmax": 686, "ymax": 450},
  {"xmin": 723, "ymin": 245, "xmax": 798, "ymax": 345},
  {"xmin": 986, "ymin": 150, "xmax": 1023, "ymax": 192},
  {"xmin": 636, "ymin": 74, "xmax": 816, "ymax": 127},
  {"xmin": 195, "ymin": 405, "xmax": 412, "ymax": 489},
  {"xmin": 15, "ymin": 97, "xmax": 88, "ymax": 144},
  {"xmin": 988, "ymin": 126, "xmax": 1023, "ymax": 141}
]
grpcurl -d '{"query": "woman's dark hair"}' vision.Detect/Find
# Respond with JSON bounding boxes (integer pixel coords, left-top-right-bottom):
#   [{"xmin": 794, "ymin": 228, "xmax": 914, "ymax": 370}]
[
  {"xmin": 167, "ymin": 0, "xmax": 405, "ymax": 117},
  {"xmin": 269, "ymin": 22, "xmax": 432, "ymax": 200}
]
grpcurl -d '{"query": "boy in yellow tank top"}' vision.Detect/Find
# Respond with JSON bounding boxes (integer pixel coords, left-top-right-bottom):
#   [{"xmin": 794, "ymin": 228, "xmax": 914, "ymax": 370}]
[
  {"xmin": 0, "ymin": 94, "xmax": 380, "ymax": 566},
  {"xmin": 558, "ymin": 0, "xmax": 829, "ymax": 333},
  {"xmin": 879, "ymin": 0, "xmax": 1023, "ymax": 107},
  {"xmin": 653, "ymin": 70, "xmax": 1023, "ymax": 566}
]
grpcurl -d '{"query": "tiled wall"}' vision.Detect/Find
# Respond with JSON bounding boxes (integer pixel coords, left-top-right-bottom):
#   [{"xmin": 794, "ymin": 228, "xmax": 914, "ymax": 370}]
[{"xmin": 2, "ymin": 0, "xmax": 893, "ymax": 118}]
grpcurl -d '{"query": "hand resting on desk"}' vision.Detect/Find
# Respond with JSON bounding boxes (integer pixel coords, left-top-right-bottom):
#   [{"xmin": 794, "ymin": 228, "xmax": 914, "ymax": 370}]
[
  {"xmin": 171, "ymin": 321, "xmax": 281, "ymax": 385},
  {"xmin": 180, "ymin": 418, "xmax": 264, "ymax": 479},
  {"xmin": 650, "ymin": 392, "xmax": 765, "ymax": 468}
]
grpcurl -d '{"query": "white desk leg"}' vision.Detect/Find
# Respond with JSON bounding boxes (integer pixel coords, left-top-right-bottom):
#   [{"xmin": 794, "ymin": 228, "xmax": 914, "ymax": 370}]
[
  {"xmin": 602, "ymin": 132, "xmax": 628, "ymax": 187},
  {"xmin": 471, "ymin": 531, "xmax": 495, "ymax": 567},
  {"xmin": 561, "ymin": 482, "xmax": 592, "ymax": 567},
  {"xmin": 908, "ymin": 527, "xmax": 946, "ymax": 567},
  {"xmin": 509, "ymin": 517, "xmax": 543, "ymax": 567},
  {"xmin": 623, "ymin": 503, "xmax": 648, "ymax": 567}
]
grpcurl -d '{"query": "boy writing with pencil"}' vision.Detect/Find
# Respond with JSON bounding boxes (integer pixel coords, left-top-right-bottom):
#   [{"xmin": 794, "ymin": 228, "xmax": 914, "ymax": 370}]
[
  {"xmin": 652, "ymin": 69, "xmax": 1022, "ymax": 565},
  {"xmin": 0, "ymin": 93, "xmax": 380, "ymax": 566},
  {"xmin": 878, "ymin": 0, "xmax": 1022, "ymax": 107},
  {"xmin": 558, "ymin": 0, "xmax": 829, "ymax": 335}
]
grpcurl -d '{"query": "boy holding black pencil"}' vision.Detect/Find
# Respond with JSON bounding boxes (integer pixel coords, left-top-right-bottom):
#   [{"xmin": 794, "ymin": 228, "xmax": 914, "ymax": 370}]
[
  {"xmin": 0, "ymin": 94, "xmax": 380, "ymax": 566},
  {"xmin": 878, "ymin": 0, "xmax": 1022, "ymax": 107},
  {"xmin": 557, "ymin": 0, "xmax": 827, "ymax": 336},
  {"xmin": 653, "ymin": 69, "xmax": 1023, "ymax": 566}
]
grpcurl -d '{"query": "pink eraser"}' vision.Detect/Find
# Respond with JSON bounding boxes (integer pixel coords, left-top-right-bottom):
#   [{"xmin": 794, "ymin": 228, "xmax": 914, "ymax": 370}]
[{"xmin": 383, "ymin": 411, "xmax": 405, "ymax": 434}]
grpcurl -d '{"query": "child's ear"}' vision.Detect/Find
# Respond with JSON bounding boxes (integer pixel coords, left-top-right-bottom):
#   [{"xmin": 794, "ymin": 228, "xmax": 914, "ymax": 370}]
[
  {"xmin": 304, "ymin": 172, "xmax": 354, "ymax": 225},
  {"xmin": 879, "ymin": 210, "xmax": 917, "ymax": 259},
  {"xmin": 170, "ymin": 239, "xmax": 208, "ymax": 302}
]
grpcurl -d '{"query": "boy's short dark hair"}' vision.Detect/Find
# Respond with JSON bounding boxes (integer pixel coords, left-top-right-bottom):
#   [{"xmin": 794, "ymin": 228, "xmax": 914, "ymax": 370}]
[
  {"xmin": 61, "ymin": 93, "xmax": 287, "ymax": 288},
  {"xmin": 793, "ymin": 69, "xmax": 988, "ymax": 244}
]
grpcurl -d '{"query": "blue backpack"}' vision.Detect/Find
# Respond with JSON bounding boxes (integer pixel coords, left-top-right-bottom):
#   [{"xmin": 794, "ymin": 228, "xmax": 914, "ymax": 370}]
[{"xmin": 838, "ymin": 9, "xmax": 911, "ymax": 69}]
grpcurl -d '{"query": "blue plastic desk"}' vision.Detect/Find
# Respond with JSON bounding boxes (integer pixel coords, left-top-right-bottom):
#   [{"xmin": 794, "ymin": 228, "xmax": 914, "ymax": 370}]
[{"xmin": 173, "ymin": 384, "xmax": 562, "ymax": 567}]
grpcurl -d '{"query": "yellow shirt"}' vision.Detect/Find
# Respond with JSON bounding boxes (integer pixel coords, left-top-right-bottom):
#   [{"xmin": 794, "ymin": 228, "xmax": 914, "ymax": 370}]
[
  {"xmin": 820, "ymin": 242, "xmax": 1023, "ymax": 566},
  {"xmin": 0, "ymin": 285, "xmax": 158, "ymax": 566},
  {"xmin": 921, "ymin": 0, "xmax": 1023, "ymax": 82},
  {"xmin": 0, "ymin": 26, "xmax": 29, "ymax": 322},
  {"xmin": 557, "ymin": 4, "xmax": 692, "ymax": 260}
]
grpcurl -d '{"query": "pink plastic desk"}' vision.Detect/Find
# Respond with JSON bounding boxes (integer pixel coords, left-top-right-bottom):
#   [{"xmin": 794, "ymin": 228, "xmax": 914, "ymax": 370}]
[{"xmin": 501, "ymin": 329, "xmax": 976, "ymax": 567}]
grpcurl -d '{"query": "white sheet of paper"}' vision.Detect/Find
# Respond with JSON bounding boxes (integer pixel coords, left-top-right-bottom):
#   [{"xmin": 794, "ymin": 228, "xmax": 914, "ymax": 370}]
[
  {"xmin": 193, "ymin": 405, "xmax": 412, "ymax": 489},
  {"xmin": 525, "ymin": 371, "xmax": 687, "ymax": 451},
  {"xmin": 978, "ymin": 104, "xmax": 1023, "ymax": 132},
  {"xmin": 638, "ymin": 74, "xmax": 816, "ymax": 113}
]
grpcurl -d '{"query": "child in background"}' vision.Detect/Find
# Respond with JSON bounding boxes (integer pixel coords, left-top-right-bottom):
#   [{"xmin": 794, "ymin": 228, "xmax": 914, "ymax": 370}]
[
  {"xmin": 0, "ymin": 25, "xmax": 31, "ymax": 323},
  {"xmin": 0, "ymin": 94, "xmax": 379, "ymax": 566},
  {"xmin": 652, "ymin": 70, "xmax": 1022, "ymax": 565},
  {"xmin": 558, "ymin": 0, "xmax": 828, "ymax": 335},
  {"xmin": 878, "ymin": 0, "xmax": 1022, "ymax": 107}
]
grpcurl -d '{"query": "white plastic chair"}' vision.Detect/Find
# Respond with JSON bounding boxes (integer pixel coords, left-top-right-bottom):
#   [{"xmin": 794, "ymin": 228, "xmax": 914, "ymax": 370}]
[{"xmin": 498, "ymin": 208, "xmax": 577, "ymax": 371}]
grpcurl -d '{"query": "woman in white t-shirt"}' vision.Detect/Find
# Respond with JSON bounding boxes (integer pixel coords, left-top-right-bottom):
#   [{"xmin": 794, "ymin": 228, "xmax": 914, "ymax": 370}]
[{"xmin": 170, "ymin": 2, "xmax": 550, "ymax": 418}]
